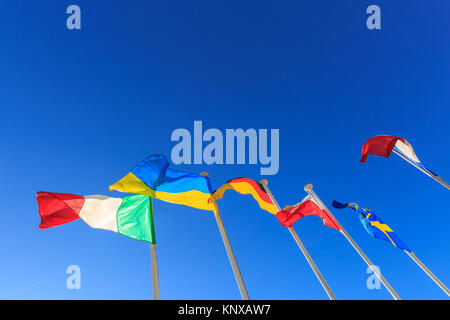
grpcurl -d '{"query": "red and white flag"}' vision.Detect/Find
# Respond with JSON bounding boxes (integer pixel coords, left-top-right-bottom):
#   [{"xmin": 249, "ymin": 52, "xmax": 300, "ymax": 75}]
[
  {"xmin": 360, "ymin": 135, "xmax": 444, "ymax": 180},
  {"xmin": 276, "ymin": 195, "xmax": 340, "ymax": 230}
]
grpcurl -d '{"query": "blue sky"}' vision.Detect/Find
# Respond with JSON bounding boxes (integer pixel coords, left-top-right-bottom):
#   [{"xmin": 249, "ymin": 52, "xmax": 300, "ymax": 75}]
[{"xmin": 0, "ymin": 1, "xmax": 449, "ymax": 299}]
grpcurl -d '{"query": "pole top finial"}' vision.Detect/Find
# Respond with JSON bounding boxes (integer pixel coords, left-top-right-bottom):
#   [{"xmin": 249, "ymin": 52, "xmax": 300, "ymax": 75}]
[
  {"xmin": 260, "ymin": 179, "xmax": 268, "ymax": 185},
  {"xmin": 199, "ymin": 172, "xmax": 209, "ymax": 177},
  {"xmin": 304, "ymin": 184, "xmax": 313, "ymax": 191}
]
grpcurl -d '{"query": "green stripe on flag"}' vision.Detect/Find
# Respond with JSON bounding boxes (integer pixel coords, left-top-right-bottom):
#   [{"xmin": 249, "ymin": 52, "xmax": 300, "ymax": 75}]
[{"xmin": 116, "ymin": 195, "xmax": 156, "ymax": 243}]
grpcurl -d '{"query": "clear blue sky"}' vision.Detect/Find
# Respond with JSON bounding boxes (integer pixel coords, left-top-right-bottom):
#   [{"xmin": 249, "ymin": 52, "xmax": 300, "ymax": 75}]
[{"xmin": 0, "ymin": 1, "xmax": 449, "ymax": 299}]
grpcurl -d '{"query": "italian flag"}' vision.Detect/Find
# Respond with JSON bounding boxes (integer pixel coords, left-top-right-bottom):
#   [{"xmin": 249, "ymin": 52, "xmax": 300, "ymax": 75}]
[{"xmin": 36, "ymin": 191, "xmax": 155, "ymax": 243}]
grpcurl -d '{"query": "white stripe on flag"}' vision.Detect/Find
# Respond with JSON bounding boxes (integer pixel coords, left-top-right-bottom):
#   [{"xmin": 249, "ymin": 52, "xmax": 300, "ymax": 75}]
[
  {"xmin": 78, "ymin": 195, "xmax": 122, "ymax": 232},
  {"xmin": 394, "ymin": 140, "xmax": 421, "ymax": 164}
]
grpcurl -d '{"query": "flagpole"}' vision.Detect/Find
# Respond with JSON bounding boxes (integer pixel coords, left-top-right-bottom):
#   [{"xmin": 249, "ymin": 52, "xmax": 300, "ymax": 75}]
[
  {"xmin": 392, "ymin": 149, "xmax": 450, "ymax": 190},
  {"xmin": 260, "ymin": 180, "xmax": 336, "ymax": 300},
  {"xmin": 200, "ymin": 173, "xmax": 250, "ymax": 300},
  {"xmin": 150, "ymin": 244, "xmax": 159, "ymax": 299},
  {"xmin": 303, "ymin": 184, "xmax": 402, "ymax": 300},
  {"xmin": 405, "ymin": 251, "xmax": 450, "ymax": 296},
  {"xmin": 149, "ymin": 198, "xmax": 160, "ymax": 300}
]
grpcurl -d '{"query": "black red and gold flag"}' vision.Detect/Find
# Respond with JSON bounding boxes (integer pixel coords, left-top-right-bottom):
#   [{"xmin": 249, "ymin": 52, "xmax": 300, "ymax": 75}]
[{"xmin": 210, "ymin": 177, "xmax": 278, "ymax": 214}]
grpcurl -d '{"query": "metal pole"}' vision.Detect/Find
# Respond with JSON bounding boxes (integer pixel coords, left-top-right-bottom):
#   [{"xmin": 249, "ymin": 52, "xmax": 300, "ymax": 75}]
[
  {"xmin": 212, "ymin": 202, "xmax": 250, "ymax": 300},
  {"xmin": 392, "ymin": 149, "xmax": 450, "ymax": 190},
  {"xmin": 405, "ymin": 251, "xmax": 450, "ymax": 296},
  {"xmin": 304, "ymin": 184, "xmax": 402, "ymax": 300},
  {"xmin": 260, "ymin": 180, "xmax": 336, "ymax": 300},
  {"xmin": 149, "ymin": 198, "xmax": 159, "ymax": 300},
  {"xmin": 200, "ymin": 172, "xmax": 249, "ymax": 300},
  {"xmin": 150, "ymin": 244, "xmax": 160, "ymax": 300}
]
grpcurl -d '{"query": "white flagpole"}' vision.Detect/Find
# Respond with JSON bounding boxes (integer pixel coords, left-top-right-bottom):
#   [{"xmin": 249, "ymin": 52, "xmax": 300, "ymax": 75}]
[
  {"xmin": 304, "ymin": 184, "xmax": 402, "ymax": 300},
  {"xmin": 200, "ymin": 172, "xmax": 250, "ymax": 300},
  {"xmin": 149, "ymin": 198, "xmax": 160, "ymax": 300},
  {"xmin": 392, "ymin": 149, "xmax": 450, "ymax": 190},
  {"xmin": 405, "ymin": 251, "xmax": 450, "ymax": 296},
  {"xmin": 260, "ymin": 180, "xmax": 336, "ymax": 300}
]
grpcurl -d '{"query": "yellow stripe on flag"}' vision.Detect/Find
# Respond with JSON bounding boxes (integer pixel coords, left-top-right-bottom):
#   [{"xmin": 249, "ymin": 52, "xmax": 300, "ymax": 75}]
[{"xmin": 109, "ymin": 172, "xmax": 214, "ymax": 211}]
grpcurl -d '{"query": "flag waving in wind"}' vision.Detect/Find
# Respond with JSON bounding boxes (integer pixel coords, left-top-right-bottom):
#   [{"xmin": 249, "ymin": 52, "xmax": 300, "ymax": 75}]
[
  {"xmin": 360, "ymin": 135, "xmax": 404, "ymax": 163},
  {"xmin": 360, "ymin": 135, "xmax": 439, "ymax": 178},
  {"xmin": 109, "ymin": 154, "xmax": 215, "ymax": 211},
  {"xmin": 210, "ymin": 177, "xmax": 278, "ymax": 214},
  {"xmin": 37, "ymin": 192, "xmax": 156, "ymax": 243},
  {"xmin": 276, "ymin": 195, "xmax": 340, "ymax": 230},
  {"xmin": 332, "ymin": 200, "xmax": 410, "ymax": 251}
]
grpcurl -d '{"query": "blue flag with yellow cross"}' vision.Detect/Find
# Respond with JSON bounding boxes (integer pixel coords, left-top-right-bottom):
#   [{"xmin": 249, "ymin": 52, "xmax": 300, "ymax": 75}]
[{"xmin": 332, "ymin": 200, "xmax": 411, "ymax": 252}]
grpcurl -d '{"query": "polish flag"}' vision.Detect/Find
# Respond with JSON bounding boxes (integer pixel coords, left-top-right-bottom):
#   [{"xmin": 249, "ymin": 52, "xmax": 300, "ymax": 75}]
[{"xmin": 276, "ymin": 195, "xmax": 340, "ymax": 230}]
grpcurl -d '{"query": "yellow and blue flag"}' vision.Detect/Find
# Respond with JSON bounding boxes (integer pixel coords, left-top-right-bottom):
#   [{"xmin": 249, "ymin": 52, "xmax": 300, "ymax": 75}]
[
  {"xmin": 332, "ymin": 200, "xmax": 411, "ymax": 252},
  {"xmin": 109, "ymin": 154, "xmax": 215, "ymax": 211}
]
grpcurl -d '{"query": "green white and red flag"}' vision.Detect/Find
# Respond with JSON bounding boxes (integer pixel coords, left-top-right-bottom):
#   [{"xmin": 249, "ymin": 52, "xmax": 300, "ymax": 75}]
[{"xmin": 36, "ymin": 191, "xmax": 155, "ymax": 243}]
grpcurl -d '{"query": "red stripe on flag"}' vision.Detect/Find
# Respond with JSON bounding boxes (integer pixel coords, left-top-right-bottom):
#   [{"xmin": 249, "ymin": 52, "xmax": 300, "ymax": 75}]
[
  {"xmin": 36, "ymin": 192, "xmax": 84, "ymax": 229},
  {"xmin": 360, "ymin": 135, "xmax": 406, "ymax": 163},
  {"xmin": 227, "ymin": 178, "xmax": 274, "ymax": 205}
]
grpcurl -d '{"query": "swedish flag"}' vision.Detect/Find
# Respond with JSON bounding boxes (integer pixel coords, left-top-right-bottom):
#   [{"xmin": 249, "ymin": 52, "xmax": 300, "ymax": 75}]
[{"xmin": 332, "ymin": 201, "xmax": 411, "ymax": 252}]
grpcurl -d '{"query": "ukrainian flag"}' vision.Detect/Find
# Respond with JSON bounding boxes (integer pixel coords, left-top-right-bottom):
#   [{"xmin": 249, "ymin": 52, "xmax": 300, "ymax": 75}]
[
  {"xmin": 110, "ymin": 154, "xmax": 215, "ymax": 211},
  {"xmin": 332, "ymin": 201, "xmax": 411, "ymax": 252}
]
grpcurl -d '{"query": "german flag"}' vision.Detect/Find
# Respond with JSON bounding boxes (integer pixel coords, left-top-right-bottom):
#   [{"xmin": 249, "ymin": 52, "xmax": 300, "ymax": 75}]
[{"xmin": 210, "ymin": 178, "xmax": 278, "ymax": 214}]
